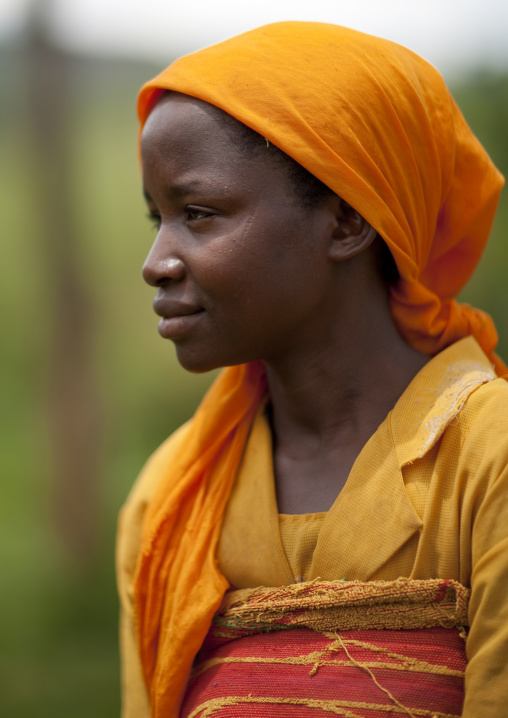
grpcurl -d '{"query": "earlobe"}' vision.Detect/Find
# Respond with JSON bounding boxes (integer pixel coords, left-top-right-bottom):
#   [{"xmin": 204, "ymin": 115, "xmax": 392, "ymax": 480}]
[{"xmin": 328, "ymin": 199, "xmax": 378, "ymax": 262}]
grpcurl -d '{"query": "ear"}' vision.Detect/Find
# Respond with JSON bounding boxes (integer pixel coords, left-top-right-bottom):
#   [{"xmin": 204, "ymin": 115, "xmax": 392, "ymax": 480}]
[{"xmin": 328, "ymin": 199, "xmax": 378, "ymax": 262}]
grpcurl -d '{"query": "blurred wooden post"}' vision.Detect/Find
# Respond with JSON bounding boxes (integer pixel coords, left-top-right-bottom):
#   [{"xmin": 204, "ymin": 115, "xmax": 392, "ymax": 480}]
[{"xmin": 26, "ymin": 0, "xmax": 102, "ymax": 563}]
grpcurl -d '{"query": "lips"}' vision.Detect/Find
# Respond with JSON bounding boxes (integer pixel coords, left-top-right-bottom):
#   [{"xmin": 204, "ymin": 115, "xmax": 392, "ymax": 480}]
[
  {"xmin": 153, "ymin": 295, "xmax": 204, "ymax": 340},
  {"xmin": 153, "ymin": 296, "xmax": 203, "ymax": 319}
]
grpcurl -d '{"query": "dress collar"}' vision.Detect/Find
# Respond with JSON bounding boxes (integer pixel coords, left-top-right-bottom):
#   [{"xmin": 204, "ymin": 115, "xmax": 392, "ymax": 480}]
[
  {"xmin": 311, "ymin": 337, "xmax": 495, "ymax": 581},
  {"xmin": 219, "ymin": 337, "xmax": 496, "ymax": 586},
  {"xmin": 390, "ymin": 336, "xmax": 495, "ymax": 467}
]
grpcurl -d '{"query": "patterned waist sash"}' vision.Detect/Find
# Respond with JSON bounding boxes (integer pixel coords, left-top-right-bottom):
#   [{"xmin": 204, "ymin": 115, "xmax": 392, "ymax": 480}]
[{"xmin": 181, "ymin": 578, "xmax": 470, "ymax": 718}]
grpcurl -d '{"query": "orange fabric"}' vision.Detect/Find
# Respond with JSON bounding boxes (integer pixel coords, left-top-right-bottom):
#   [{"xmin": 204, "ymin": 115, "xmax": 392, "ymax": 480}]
[
  {"xmin": 133, "ymin": 362, "xmax": 265, "ymax": 714},
  {"xmin": 132, "ymin": 22, "xmax": 507, "ymax": 718},
  {"xmin": 138, "ymin": 21, "xmax": 505, "ymax": 373}
]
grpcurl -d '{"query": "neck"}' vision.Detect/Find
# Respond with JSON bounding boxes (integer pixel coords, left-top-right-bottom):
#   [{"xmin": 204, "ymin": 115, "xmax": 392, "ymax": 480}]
[{"xmin": 264, "ymin": 287, "xmax": 427, "ymax": 450}]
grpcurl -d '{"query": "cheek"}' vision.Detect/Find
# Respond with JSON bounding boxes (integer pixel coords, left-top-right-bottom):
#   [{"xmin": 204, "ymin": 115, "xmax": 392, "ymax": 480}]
[{"xmin": 193, "ymin": 207, "xmax": 325, "ymax": 311}]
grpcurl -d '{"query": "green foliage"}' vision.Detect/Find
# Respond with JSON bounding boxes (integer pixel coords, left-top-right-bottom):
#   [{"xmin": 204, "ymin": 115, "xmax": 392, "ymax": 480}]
[{"xmin": 452, "ymin": 72, "xmax": 508, "ymax": 359}]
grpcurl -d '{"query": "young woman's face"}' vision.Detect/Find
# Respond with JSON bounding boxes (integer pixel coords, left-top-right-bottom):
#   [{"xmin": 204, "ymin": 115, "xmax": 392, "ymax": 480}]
[{"xmin": 141, "ymin": 93, "xmax": 338, "ymax": 373}]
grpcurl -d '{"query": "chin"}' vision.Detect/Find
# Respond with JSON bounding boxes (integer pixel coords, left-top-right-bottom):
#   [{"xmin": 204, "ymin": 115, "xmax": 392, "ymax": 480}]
[
  {"xmin": 174, "ymin": 343, "xmax": 253, "ymax": 374},
  {"xmin": 174, "ymin": 345, "xmax": 224, "ymax": 374}
]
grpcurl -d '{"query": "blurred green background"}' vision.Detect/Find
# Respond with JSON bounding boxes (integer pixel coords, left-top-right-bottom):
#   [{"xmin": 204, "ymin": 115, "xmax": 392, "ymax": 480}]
[
  {"xmin": 0, "ymin": 12, "xmax": 507, "ymax": 718},
  {"xmin": 0, "ymin": 27, "xmax": 216, "ymax": 718}
]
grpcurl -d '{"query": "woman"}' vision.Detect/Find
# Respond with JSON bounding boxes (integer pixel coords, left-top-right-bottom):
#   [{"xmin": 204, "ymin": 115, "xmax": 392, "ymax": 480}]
[{"xmin": 117, "ymin": 21, "xmax": 508, "ymax": 718}]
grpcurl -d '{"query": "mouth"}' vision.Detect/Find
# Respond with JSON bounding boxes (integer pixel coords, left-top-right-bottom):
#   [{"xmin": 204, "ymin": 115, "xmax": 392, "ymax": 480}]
[{"xmin": 157, "ymin": 309, "xmax": 205, "ymax": 340}]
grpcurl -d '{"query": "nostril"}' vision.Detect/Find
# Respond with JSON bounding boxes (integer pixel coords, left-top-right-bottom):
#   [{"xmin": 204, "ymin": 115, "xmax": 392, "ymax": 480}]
[{"xmin": 162, "ymin": 258, "xmax": 186, "ymax": 279}]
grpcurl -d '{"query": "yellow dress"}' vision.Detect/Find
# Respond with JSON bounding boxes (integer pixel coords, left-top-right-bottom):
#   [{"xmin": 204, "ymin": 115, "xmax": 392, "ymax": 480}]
[{"xmin": 118, "ymin": 337, "xmax": 508, "ymax": 716}]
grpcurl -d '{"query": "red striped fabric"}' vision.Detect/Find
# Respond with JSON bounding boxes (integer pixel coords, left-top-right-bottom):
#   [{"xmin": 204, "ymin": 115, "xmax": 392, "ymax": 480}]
[
  {"xmin": 182, "ymin": 626, "xmax": 466, "ymax": 717},
  {"xmin": 181, "ymin": 580, "xmax": 468, "ymax": 717}
]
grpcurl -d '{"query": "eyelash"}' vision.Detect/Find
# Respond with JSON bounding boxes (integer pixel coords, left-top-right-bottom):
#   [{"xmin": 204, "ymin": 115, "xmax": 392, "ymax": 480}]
[
  {"xmin": 146, "ymin": 212, "xmax": 161, "ymax": 230},
  {"xmin": 185, "ymin": 207, "xmax": 212, "ymax": 222},
  {"xmin": 146, "ymin": 207, "xmax": 213, "ymax": 229}
]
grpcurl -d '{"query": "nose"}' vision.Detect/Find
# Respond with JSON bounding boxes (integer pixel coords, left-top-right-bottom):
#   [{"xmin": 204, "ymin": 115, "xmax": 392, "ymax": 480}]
[{"xmin": 142, "ymin": 230, "xmax": 186, "ymax": 287}]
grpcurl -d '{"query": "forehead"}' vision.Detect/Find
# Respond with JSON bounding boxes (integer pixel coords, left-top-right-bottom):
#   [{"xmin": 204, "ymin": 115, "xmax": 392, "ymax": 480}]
[
  {"xmin": 141, "ymin": 93, "xmax": 248, "ymax": 171},
  {"xmin": 139, "ymin": 92, "xmax": 300, "ymax": 208}
]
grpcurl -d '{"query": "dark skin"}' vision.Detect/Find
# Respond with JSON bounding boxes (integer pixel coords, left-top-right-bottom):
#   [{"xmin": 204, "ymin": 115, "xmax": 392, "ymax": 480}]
[{"xmin": 141, "ymin": 93, "xmax": 428, "ymax": 514}]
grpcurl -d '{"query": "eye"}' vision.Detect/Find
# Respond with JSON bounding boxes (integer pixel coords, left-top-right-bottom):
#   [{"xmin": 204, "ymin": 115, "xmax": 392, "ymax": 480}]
[
  {"xmin": 146, "ymin": 211, "xmax": 161, "ymax": 230},
  {"xmin": 185, "ymin": 206, "xmax": 213, "ymax": 222}
]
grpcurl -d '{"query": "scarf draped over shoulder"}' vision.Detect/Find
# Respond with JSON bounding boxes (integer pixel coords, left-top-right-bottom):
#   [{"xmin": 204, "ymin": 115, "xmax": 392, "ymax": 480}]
[{"xmin": 132, "ymin": 21, "xmax": 506, "ymax": 716}]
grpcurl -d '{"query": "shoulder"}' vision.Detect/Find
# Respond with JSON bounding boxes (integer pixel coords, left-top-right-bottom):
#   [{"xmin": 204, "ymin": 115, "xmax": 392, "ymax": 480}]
[
  {"xmin": 116, "ymin": 421, "xmax": 193, "ymax": 607},
  {"xmin": 122, "ymin": 420, "xmax": 194, "ymax": 514},
  {"xmin": 448, "ymin": 378, "xmax": 508, "ymax": 497},
  {"xmin": 463, "ymin": 375, "xmax": 508, "ymax": 413},
  {"xmin": 459, "ymin": 377, "xmax": 508, "ymax": 451}
]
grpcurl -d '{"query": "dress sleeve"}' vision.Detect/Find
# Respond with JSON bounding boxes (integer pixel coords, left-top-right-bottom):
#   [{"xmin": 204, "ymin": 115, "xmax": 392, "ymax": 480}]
[{"xmin": 461, "ymin": 384, "xmax": 508, "ymax": 716}]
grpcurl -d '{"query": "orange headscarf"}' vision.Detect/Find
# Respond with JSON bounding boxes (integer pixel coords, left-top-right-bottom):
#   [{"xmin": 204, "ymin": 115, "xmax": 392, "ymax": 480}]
[{"xmin": 133, "ymin": 22, "xmax": 506, "ymax": 716}]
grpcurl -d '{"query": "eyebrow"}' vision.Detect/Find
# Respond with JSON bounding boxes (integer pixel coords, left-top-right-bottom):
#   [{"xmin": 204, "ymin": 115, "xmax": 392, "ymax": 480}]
[{"xmin": 143, "ymin": 180, "xmax": 217, "ymax": 204}]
